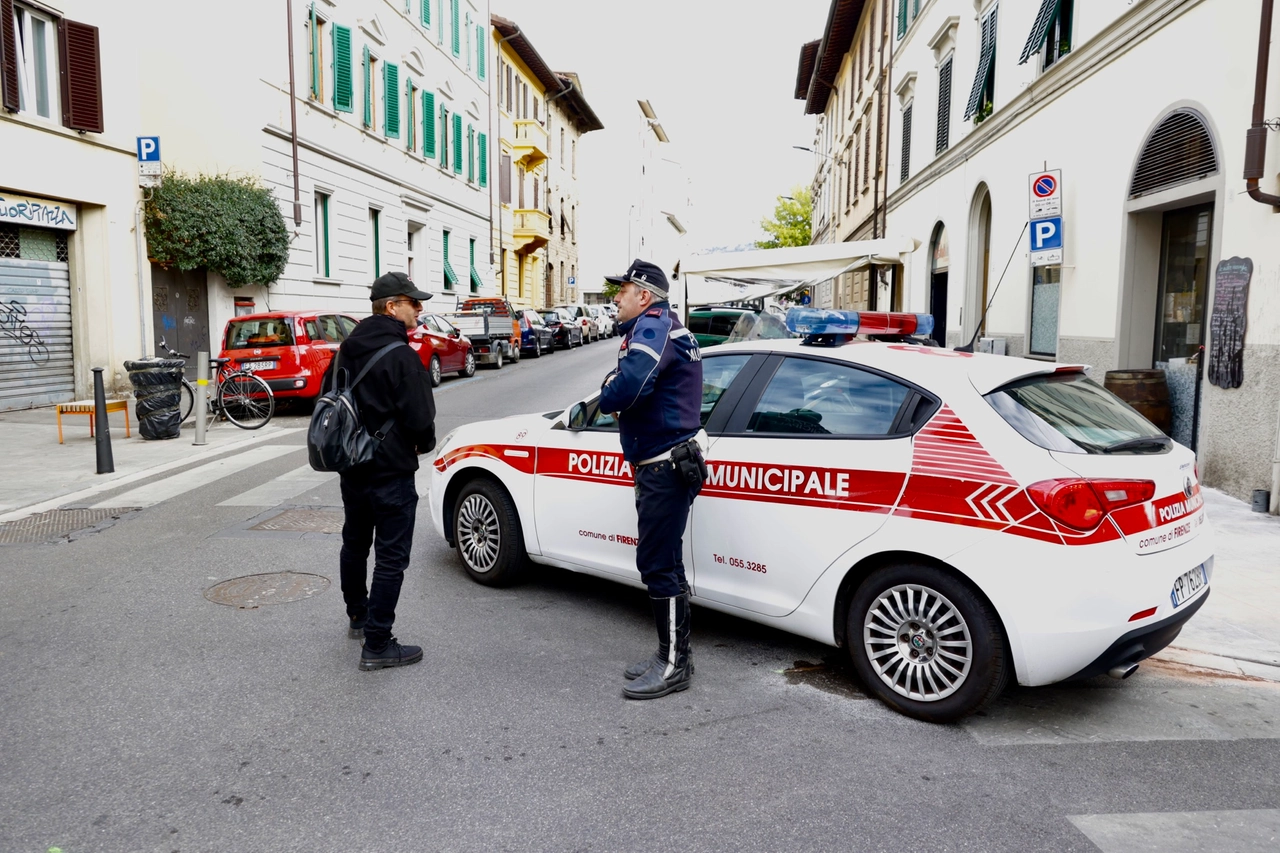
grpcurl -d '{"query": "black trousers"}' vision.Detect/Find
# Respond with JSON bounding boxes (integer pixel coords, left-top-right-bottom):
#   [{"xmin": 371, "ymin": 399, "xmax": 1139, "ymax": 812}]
[
  {"xmin": 339, "ymin": 473, "xmax": 417, "ymax": 649},
  {"xmin": 633, "ymin": 459, "xmax": 701, "ymax": 598}
]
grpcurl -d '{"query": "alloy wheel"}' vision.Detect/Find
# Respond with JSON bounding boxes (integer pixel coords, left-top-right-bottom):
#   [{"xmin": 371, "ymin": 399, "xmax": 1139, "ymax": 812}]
[
  {"xmin": 863, "ymin": 583, "xmax": 973, "ymax": 702},
  {"xmin": 457, "ymin": 493, "xmax": 501, "ymax": 573}
]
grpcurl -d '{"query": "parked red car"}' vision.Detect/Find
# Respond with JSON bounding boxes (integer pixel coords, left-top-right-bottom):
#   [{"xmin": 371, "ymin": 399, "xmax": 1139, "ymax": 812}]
[
  {"xmin": 219, "ymin": 311, "xmax": 361, "ymax": 400},
  {"xmin": 412, "ymin": 312, "xmax": 477, "ymax": 386}
]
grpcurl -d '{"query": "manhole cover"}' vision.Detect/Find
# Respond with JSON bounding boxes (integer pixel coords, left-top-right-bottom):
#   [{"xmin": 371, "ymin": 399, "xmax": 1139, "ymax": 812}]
[
  {"xmin": 0, "ymin": 508, "xmax": 137, "ymax": 544},
  {"xmin": 250, "ymin": 508, "xmax": 344, "ymax": 534},
  {"xmin": 204, "ymin": 572, "xmax": 330, "ymax": 609}
]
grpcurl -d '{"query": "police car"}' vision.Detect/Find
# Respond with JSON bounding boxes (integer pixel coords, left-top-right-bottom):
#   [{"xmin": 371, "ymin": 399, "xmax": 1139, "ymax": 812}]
[{"xmin": 429, "ymin": 310, "xmax": 1212, "ymax": 722}]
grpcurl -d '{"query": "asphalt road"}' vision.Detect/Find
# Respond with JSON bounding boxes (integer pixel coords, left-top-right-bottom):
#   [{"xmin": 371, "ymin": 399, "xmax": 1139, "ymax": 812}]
[{"xmin": 2, "ymin": 336, "xmax": 1279, "ymax": 853}]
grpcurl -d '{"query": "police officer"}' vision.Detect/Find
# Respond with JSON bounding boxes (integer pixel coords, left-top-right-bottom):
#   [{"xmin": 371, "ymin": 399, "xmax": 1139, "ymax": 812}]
[{"xmin": 599, "ymin": 259, "xmax": 706, "ymax": 700}]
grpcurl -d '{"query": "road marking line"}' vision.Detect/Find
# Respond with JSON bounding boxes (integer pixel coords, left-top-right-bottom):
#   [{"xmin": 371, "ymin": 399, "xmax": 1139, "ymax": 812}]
[
  {"xmin": 217, "ymin": 464, "xmax": 337, "ymax": 506},
  {"xmin": 92, "ymin": 445, "xmax": 300, "ymax": 508},
  {"xmin": 0, "ymin": 428, "xmax": 304, "ymax": 523}
]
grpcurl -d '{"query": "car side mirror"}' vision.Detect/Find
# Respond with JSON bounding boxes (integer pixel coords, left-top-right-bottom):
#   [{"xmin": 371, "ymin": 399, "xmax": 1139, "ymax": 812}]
[
  {"xmin": 449, "ymin": 329, "xmax": 459, "ymax": 338},
  {"xmin": 568, "ymin": 402, "xmax": 590, "ymax": 431}
]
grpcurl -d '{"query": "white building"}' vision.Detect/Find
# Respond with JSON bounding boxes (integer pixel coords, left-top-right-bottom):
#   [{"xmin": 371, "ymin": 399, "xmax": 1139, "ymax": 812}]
[
  {"xmin": 617, "ymin": 99, "xmax": 690, "ymax": 305},
  {"xmin": 884, "ymin": 0, "xmax": 1280, "ymax": 508},
  {"xmin": 136, "ymin": 0, "xmax": 494, "ymax": 356},
  {"xmin": 1, "ymin": 0, "xmax": 148, "ymax": 406}
]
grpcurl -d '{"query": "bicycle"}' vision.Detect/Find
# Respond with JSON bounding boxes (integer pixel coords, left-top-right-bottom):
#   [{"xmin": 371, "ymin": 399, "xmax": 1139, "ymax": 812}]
[{"xmin": 157, "ymin": 337, "xmax": 276, "ymax": 430}]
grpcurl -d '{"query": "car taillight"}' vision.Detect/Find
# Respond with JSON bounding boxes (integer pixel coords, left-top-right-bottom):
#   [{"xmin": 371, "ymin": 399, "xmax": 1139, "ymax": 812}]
[{"xmin": 1027, "ymin": 478, "xmax": 1156, "ymax": 531}]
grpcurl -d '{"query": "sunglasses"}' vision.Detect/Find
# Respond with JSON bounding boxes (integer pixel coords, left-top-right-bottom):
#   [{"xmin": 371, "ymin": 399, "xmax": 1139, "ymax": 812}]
[{"xmin": 394, "ymin": 297, "xmax": 423, "ymax": 310}]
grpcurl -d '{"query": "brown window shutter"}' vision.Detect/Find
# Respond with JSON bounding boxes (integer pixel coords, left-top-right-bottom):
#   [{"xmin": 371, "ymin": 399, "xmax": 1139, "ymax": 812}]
[
  {"xmin": 58, "ymin": 19, "xmax": 103, "ymax": 132},
  {"xmin": 1, "ymin": 0, "xmax": 19, "ymax": 112}
]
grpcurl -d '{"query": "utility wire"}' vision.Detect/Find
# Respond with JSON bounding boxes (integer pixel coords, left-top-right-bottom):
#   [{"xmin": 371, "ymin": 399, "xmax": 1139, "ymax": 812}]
[{"xmin": 956, "ymin": 220, "xmax": 1030, "ymax": 352}]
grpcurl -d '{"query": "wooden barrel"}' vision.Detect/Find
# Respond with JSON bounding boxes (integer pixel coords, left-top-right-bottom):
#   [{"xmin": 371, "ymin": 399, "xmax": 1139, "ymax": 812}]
[{"xmin": 1104, "ymin": 369, "xmax": 1172, "ymax": 434}]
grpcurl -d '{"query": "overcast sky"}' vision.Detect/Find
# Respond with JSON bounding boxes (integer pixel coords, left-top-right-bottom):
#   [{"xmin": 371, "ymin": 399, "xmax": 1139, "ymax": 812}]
[{"xmin": 493, "ymin": 0, "xmax": 830, "ymax": 284}]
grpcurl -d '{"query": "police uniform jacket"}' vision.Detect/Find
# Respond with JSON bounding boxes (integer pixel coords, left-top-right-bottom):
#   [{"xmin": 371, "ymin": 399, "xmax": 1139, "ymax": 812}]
[{"xmin": 599, "ymin": 301, "xmax": 702, "ymax": 464}]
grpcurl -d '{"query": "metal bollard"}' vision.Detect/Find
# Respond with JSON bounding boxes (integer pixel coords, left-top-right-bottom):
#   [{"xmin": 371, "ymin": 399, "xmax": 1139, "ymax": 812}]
[
  {"xmin": 92, "ymin": 367, "xmax": 115, "ymax": 474},
  {"xmin": 193, "ymin": 351, "xmax": 209, "ymax": 446}
]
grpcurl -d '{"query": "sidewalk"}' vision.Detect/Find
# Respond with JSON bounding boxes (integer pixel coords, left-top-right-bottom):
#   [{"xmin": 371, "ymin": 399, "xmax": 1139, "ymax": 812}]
[
  {"xmin": 0, "ymin": 403, "xmax": 1276, "ymax": 681},
  {"xmin": 0, "ymin": 402, "xmax": 300, "ymax": 522}
]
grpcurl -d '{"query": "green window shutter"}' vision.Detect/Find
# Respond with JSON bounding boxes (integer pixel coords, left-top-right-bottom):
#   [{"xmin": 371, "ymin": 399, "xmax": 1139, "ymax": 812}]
[
  {"xmin": 362, "ymin": 46, "xmax": 372, "ymax": 127},
  {"xmin": 964, "ymin": 8, "xmax": 999, "ymax": 119},
  {"xmin": 451, "ymin": 0, "xmax": 460, "ymax": 56},
  {"xmin": 309, "ymin": 4, "xmax": 319, "ymax": 98},
  {"xmin": 897, "ymin": 0, "xmax": 908, "ymax": 38},
  {"xmin": 421, "ymin": 0, "xmax": 430, "ymax": 27},
  {"xmin": 476, "ymin": 26, "xmax": 486, "ymax": 80},
  {"xmin": 406, "ymin": 80, "xmax": 415, "ymax": 150},
  {"xmin": 422, "ymin": 91, "xmax": 436, "ymax": 157},
  {"xmin": 384, "ymin": 63, "xmax": 400, "ymax": 137},
  {"xmin": 332, "ymin": 25, "xmax": 353, "ymax": 112},
  {"xmin": 466, "ymin": 124, "xmax": 474, "ymax": 182},
  {"xmin": 469, "ymin": 239, "xmax": 482, "ymax": 293},
  {"xmin": 1019, "ymin": 0, "xmax": 1061, "ymax": 64},
  {"xmin": 442, "ymin": 230, "xmax": 459, "ymax": 289},
  {"xmin": 440, "ymin": 106, "xmax": 448, "ymax": 166},
  {"xmin": 453, "ymin": 113, "xmax": 463, "ymax": 174},
  {"xmin": 478, "ymin": 132, "xmax": 488, "ymax": 188}
]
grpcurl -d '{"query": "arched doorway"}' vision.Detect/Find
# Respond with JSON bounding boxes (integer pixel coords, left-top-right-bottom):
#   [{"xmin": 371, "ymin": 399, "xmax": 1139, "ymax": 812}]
[
  {"xmin": 929, "ymin": 222, "xmax": 949, "ymax": 346},
  {"xmin": 965, "ymin": 185, "xmax": 992, "ymax": 344}
]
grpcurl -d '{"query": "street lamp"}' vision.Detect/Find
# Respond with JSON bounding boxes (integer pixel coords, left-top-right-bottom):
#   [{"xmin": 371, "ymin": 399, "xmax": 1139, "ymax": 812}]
[{"xmin": 793, "ymin": 145, "xmax": 844, "ymax": 165}]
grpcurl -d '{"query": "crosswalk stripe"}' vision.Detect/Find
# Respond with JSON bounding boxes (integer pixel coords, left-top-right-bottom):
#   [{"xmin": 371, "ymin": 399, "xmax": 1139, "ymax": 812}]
[
  {"xmin": 92, "ymin": 445, "xmax": 300, "ymax": 509},
  {"xmin": 1069, "ymin": 809, "xmax": 1280, "ymax": 852},
  {"xmin": 217, "ymin": 464, "xmax": 336, "ymax": 506}
]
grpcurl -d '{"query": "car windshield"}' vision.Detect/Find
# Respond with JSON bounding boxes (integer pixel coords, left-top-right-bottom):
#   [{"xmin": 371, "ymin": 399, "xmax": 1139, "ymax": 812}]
[
  {"xmin": 543, "ymin": 312, "xmax": 560, "ymax": 323},
  {"xmin": 985, "ymin": 372, "xmax": 1169, "ymax": 454},
  {"xmin": 226, "ymin": 319, "xmax": 294, "ymax": 349}
]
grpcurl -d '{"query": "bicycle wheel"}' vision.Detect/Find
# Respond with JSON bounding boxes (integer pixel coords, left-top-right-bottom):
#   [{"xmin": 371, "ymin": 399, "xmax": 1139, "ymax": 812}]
[
  {"xmin": 179, "ymin": 380, "xmax": 195, "ymax": 424},
  {"xmin": 218, "ymin": 372, "xmax": 274, "ymax": 429}
]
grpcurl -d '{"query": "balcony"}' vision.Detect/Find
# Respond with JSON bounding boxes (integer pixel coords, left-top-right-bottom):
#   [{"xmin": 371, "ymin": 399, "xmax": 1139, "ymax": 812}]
[
  {"xmin": 511, "ymin": 119, "xmax": 549, "ymax": 169},
  {"xmin": 512, "ymin": 209, "xmax": 550, "ymax": 254}
]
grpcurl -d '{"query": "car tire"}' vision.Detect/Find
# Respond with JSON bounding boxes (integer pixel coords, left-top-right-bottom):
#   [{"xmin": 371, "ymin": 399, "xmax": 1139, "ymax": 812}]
[
  {"xmin": 462, "ymin": 350, "xmax": 476, "ymax": 377},
  {"xmin": 429, "ymin": 355, "xmax": 442, "ymax": 388},
  {"xmin": 531, "ymin": 338, "xmax": 542, "ymax": 358},
  {"xmin": 510, "ymin": 343, "xmax": 521, "ymax": 363},
  {"xmin": 847, "ymin": 563, "xmax": 1008, "ymax": 723},
  {"xmin": 452, "ymin": 478, "xmax": 527, "ymax": 587},
  {"xmin": 492, "ymin": 348, "xmax": 504, "ymax": 369}
]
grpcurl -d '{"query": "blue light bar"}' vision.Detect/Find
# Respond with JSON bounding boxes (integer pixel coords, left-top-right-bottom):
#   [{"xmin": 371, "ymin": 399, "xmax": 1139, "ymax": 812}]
[{"xmin": 785, "ymin": 309, "xmax": 935, "ymax": 337}]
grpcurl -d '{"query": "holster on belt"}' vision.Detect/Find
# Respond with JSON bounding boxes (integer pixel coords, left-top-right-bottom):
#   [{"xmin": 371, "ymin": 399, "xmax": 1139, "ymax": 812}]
[{"xmin": 670, "ymin": 439, "xmax": 708, "ymax": 487}]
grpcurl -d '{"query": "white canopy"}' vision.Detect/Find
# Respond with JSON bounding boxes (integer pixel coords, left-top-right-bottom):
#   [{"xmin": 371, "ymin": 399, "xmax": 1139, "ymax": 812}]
[{"xmin": 680, "ymin": 237, "xmax": 921, "ymax": 307}]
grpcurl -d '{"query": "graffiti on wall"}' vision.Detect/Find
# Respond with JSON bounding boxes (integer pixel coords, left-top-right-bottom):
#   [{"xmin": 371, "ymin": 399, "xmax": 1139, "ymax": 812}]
[
  {"xmin": 0, "ymin": 299, "xmax": 51, "ymax": 364},
  {"xmin": 1207, "ymin": 257, "xmax": 1252, "ymax": 389}
]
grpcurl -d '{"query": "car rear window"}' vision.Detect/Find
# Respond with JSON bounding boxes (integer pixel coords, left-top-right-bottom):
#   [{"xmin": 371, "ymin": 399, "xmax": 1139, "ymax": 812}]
[
  {"xmin": 226, "ymin": 319, "xmax": 294, "ymax": 349},
  {"xmin": 985, "ymin": 372, "xmax": 1169, "ymax": 454}
]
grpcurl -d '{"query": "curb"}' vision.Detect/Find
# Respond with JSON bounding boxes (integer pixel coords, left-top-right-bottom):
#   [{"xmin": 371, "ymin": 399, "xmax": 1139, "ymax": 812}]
[{"xmin": 1153, "ymin": 645, "xmax": 1280, "ymax": 683}]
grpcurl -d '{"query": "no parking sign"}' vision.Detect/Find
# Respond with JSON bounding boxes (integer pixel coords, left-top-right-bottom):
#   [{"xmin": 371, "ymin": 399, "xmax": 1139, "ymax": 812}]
[{"xmin": 1029, "ymin": 169, "xmax": 1061, "ymax": 218}]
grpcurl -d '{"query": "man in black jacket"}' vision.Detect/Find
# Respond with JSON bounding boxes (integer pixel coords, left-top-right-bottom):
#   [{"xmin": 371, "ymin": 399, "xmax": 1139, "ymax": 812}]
[{"xmin": 334, "ymin": 271, "xmax": 437, "ymax": 671}]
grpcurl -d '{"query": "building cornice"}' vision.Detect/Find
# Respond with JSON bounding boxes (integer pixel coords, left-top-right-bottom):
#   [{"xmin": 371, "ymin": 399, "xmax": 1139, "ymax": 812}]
[{"xmin": 889, "ymin": 0, "xmax": 1205, "ymax": 214}]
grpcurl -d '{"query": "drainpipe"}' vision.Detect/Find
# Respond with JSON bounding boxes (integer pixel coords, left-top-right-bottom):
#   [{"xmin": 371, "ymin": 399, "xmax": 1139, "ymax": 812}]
[
  {"xmin": 285, "ymin": 0, "xmax": 302, "ymax": 226},
  {"xmin": 1245, "ymin": 0, "xmax": 1280, "ymax": 208}
]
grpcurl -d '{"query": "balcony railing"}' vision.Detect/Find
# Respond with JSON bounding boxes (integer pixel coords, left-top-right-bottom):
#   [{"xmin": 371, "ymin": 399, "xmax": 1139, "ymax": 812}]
[
  {"xmin": 512, "ymin": 119, "xmax": 550, "ymax": 167},
  {"xmin": 512, "ymin": 208, "xmax": 551, "ymax": 253}
]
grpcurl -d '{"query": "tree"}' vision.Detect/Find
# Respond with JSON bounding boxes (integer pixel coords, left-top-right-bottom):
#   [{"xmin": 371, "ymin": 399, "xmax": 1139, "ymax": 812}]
[{"xmin": 756, "ymin": 186, "xmax": 812, "ymax": 249}]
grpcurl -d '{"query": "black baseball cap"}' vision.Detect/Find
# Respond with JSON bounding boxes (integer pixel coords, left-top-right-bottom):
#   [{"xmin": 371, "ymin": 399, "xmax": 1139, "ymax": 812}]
[
  {"xmin": 371, "ymin": 271, "xmax": 432, "ymax": 302},
  {"xmin": 604, "ymin": 258, "xmax": 669, "ymax": 299}
]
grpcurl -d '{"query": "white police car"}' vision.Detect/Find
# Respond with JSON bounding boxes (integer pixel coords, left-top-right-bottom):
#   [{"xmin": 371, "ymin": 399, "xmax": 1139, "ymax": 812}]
[{"xmin": 429, "ymin": 310, "xmax": 1212, "ymax": 722}]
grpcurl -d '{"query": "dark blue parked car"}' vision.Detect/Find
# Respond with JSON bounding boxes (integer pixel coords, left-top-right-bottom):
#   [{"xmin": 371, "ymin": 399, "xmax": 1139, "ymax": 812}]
[{"xmin": 519, "ymin": 310, "xmax": 556, "ymax": 358}]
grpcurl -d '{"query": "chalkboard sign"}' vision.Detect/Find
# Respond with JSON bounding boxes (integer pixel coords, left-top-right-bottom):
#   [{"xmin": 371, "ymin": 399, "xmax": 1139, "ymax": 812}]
[{"xmin": 1207, "ymin": 256, "xmax": 1252, "ymax": 389}]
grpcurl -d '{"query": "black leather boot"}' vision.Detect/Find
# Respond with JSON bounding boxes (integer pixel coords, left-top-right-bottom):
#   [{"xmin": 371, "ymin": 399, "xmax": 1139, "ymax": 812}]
[
  {"xmin": 623, "ymin": 594, "xmax": 692, "ymax": 700},
  {"xmin": 624, "ymin": 585, "xmax": 692, "ymax": 679}
]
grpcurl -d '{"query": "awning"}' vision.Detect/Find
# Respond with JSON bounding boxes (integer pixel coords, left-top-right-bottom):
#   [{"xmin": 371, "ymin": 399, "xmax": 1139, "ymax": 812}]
[
  {"xmin": 1018, "ymin": 0, "xmax": 1060, "ymax": 65},
  {"xmin": 681, "ymin": 238, "xmax": 921, "ymax": 306}
]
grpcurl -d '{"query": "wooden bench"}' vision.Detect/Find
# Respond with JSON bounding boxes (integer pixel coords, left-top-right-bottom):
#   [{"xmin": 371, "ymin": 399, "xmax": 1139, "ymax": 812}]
[{"xmin": 56, "ymin": 399, "xmax": 131, "ymax": 444}]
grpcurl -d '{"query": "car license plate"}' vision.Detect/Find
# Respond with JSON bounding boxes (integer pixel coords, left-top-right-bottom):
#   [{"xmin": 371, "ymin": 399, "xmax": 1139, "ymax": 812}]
[
  {"xmin": 240, "ymin": 360, "xmax": 275, "ymax": 372},
  {"xmin": 1170, "ymin": 563, "xmax": 1208, "ymax": 608}
]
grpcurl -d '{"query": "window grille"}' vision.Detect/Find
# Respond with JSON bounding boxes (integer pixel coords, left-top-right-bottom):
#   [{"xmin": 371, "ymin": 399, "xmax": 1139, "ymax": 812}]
[{"xmin": 1129, "ymin": 110, "xmax": 1218, "ymax": 198}]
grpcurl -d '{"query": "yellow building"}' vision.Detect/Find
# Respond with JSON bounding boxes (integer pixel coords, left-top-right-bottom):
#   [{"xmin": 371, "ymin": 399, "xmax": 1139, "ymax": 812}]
[{"xmin": 490, "ymin": 15, "xmax": 554, "ymax": 311}]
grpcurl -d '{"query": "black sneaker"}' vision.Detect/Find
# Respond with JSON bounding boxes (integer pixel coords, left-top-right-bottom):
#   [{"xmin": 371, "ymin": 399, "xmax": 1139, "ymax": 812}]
[
  {"xmin": 348, "ymin": 616, "xmax": 367, "ymax": 639},
  {"xmin": 359, "ymin": 639, "xmax": 423, "ymax": 671}
]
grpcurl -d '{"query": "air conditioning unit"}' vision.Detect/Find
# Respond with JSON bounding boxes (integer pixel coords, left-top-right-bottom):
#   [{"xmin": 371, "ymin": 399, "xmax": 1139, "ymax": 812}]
[{"xmin": 977, "ymin": 337, "xmax": 1007, "ymax": 355}]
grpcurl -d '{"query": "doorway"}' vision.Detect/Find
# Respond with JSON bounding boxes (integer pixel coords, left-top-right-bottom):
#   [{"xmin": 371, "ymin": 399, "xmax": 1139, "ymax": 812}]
[
  {"xmin": 965, "ymin": 187, "xmax": 992, "ymax": 342},
  {"xmin": 1154, "ymin": 204, "xmax": 1212, "ymax": 365},
  {"xmin": 150, "ymin": 265, "xmax": 210, "ymax": 380},
  {"xmin": 929, "ymin": 222, "xmax": 949, "ymax": 346}
]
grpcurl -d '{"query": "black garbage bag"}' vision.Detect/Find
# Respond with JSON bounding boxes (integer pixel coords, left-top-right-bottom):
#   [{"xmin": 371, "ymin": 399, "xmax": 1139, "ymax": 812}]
[{"xmin": 125, "ymin": 358, "xmax": 186, "ymax": 440}]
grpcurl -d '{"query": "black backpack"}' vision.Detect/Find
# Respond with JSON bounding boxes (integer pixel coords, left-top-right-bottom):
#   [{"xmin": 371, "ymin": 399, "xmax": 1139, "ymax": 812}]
[{"xmin": 307, "ymin": 342, "xmax": 404, "ymax": 473}]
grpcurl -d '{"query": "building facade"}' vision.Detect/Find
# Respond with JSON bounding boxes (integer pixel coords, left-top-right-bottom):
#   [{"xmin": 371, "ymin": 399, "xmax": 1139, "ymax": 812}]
[
  {"xmin": 881, "ymin": 0, "xmax": 1280, "ymax": 508},
  {"xmin": 796, "ymin": 0, "xmax": 895, "ymax": 311},
  {"xmin": 623, "ymin": 99, "xmax": 690, "ymax": 302},
  {"xmin": 136, "ymin": 0, "xmax": 495, "ymax": 358},
  {"xmin": 544, "ymin": 71, "xmax": 602, "ymax": 308},
  {"xmin": 1, "ymin": 0, "xmax": 148, "ymax": 406}
]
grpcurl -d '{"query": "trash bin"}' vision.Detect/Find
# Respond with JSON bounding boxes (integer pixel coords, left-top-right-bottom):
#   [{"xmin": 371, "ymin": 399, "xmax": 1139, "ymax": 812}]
[{"xmin": 124, "ymin": 358, "xmax": 186, "ymax": 440}]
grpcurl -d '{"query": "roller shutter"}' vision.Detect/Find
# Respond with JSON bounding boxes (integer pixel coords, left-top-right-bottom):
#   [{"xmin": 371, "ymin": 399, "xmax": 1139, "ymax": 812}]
[{"xmin": 0, "ymin": 229, "xmax": 74, "ymax": 410}]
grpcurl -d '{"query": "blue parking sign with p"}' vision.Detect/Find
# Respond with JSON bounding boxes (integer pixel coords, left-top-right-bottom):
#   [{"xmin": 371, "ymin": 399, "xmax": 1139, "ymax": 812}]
[
  {"xmin": 136, "ymin": 137, "xmax": 161, "ymax": 162},
  {"xmin": 1030, "ymin": 217, "xmax": 1063, "ymax": 252}
]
